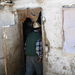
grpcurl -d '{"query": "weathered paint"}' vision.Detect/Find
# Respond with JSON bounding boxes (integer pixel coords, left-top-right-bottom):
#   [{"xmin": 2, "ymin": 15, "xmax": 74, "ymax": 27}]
[
  {"xmin": 0, "ymin": 5, "xmax": 24, "ymax": 75},
  {"xmin": 0, "ymin": 0, "xmax": 75, "ymax": 75}
]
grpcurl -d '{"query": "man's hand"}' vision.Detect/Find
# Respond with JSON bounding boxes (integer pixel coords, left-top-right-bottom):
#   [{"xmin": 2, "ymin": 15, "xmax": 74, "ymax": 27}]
[{"xmin": 37, "ymin": 57, "xmax": 42, "ymax": 63}]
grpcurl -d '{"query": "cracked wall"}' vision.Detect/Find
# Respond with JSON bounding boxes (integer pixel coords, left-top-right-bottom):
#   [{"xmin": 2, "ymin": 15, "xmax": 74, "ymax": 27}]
[{"xmin": 0, "ymin": 0, "xmax": 75, "ymax": 75}]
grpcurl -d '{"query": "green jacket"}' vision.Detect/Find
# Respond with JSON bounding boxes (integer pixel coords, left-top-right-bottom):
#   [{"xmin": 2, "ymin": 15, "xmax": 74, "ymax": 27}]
[{"xmin": 25, "ymin": 31, "xmax": 41, "ymax": 56}]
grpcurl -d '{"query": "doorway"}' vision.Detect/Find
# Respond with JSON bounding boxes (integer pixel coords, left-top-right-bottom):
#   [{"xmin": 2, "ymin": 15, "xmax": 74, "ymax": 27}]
[
  {"xmin": 23, "ymin": 11, "xmax": 42, "ymax": 75},
  {"xmin": 17, "ymin": 7, "xmax": 43, "ymax": 75}
]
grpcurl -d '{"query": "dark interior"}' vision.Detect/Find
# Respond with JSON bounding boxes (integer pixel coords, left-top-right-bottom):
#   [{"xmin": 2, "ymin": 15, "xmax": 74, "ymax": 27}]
[{"xmin": 22, "ymin": 11, "xmax": 42, "ymax": 75}]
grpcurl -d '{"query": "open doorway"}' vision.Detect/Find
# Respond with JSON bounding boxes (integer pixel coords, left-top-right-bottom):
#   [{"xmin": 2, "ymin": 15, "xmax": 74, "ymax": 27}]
[
  {"xmin": 17, "ymin": 8, "xmax": 43, "ymax": 75},
  {"xmin": 23, "ymin": 11, "xmax": 42, "ymax": 75}
]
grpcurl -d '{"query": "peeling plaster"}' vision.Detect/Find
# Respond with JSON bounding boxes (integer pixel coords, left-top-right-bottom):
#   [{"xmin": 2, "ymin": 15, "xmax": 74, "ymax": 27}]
[{"xmin": 0, "ymin": 0, "xmax": 75, "ymax": 75}]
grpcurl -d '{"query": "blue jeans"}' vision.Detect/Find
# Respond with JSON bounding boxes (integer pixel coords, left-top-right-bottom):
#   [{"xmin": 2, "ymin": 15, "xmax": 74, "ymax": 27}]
[{"xmin": 25, "ymin": 56, "xmax": 43, "ymax": 75}]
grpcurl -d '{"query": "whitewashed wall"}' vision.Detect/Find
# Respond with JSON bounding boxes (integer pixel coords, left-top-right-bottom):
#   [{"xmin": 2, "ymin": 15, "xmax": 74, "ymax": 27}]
[
  {"xmin": 0, "ymin": 5, "xmax": 24, "ymax": 75},
  {"xmin": 14, "ymin": 0, "xmax": 75, "ymax": 75},
  {"xmin": 0, "ymin": 0, "xmax": 75, "ymax": 75}
]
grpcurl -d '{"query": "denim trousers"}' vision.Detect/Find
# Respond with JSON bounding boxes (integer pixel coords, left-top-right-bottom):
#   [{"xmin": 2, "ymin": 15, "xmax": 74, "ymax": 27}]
[{"xmin": 25, "ymin": 56, "xmax": 43, "ymax": 75}]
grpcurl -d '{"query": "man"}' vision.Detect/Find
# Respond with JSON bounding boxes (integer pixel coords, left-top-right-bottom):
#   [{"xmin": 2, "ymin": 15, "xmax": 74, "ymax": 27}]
[{"xmin": 25, "ymin": 22, "xmax": 43, "ymax": 75}]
